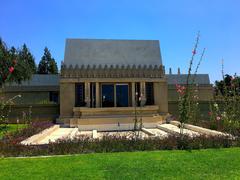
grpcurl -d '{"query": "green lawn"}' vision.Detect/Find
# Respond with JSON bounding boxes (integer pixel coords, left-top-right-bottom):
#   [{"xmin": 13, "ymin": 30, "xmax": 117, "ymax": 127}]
[
  {"xmin": 0, "ymin": 124, "xmax": 27, "ymax": 138},
  {"xmin": 1, "ymin": 148, "xmax": 240, "ymax": 180}
]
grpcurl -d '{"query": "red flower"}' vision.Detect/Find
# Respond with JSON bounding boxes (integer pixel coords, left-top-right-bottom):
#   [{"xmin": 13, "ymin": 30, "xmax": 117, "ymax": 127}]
[
  {"xmin": 208, "ymin": 111, "xmax": 212, "ymax": 116},
  {"xmin": 9, "ymin": 66, "xmax": 14, "ymax": 73},
  {"xmin": 192, "ymin": 50, "xmax": 196, "ymax": 55}
]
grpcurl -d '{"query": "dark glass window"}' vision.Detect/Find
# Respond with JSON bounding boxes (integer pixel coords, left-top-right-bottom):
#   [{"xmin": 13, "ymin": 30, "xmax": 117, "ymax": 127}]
[
  {"xmin": 116, "ymin": 84, "xmax": 129, "ymax": 107},
  {"xmin": 49, "ymin": 91, "xmax": 59, "ymax": 103},
  {"xmin": 75, "ymin": 83, "xmax": 85, "ymax": 107},
  {"xmin": 102, "ymin": 84, "xmax": 114, "ymax": 107},
  {"xmin": 145, "ymin": 82, "xmax": 154, "ymax": 105}
]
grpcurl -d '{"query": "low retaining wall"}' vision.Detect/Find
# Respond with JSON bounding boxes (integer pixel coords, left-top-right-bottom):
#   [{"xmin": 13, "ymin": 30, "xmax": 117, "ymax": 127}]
[{"xmin": 170, "ymin": 121, "xmax": 226, "ymax": 136}]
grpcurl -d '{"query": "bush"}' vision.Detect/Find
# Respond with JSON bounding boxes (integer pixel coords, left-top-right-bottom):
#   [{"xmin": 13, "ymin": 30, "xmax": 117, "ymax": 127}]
[
  {"xmin": 0, "ymin": 133, "xmax": 238, "ymax": 157},
  {"xmin": 1, "ymin": 121, "xmax": 53, "ymax": 144}
]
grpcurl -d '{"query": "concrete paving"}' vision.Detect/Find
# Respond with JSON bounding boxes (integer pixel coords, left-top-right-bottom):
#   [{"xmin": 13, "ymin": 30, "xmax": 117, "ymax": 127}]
[{"xmin": 21, "ymin": 122, "xmax": 225, "ymax": 145}]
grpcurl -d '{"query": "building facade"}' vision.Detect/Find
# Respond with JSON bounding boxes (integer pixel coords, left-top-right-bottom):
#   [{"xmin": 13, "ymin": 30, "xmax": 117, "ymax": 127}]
[
  {"xmin": 60, "ymin": 39, "xmax": 168, "ymax": 130},
  {"xmin": 2, "ymin": 39, "xmax": 213, "ymax": 130}
]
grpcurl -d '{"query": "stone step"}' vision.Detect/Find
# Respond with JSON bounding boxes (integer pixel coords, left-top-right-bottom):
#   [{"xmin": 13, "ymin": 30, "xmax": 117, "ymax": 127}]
[{"xmin": 73, "ymin": 106, "xmax": 160, "ymax": 117}]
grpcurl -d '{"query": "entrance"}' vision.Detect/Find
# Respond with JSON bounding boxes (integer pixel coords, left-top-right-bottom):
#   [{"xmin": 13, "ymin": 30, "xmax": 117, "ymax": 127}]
[
  {"xmin": 102, "ymin": 84, "xmax": 114, "ymax": 107},
  {"xmin": 116, "ymin": 84, "xmax": 129, "ymax": 107}
]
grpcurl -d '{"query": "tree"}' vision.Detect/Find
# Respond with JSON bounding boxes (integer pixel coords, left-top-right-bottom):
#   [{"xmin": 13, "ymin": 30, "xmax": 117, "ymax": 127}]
[
  {"xmin": 48, "ymin": 59, "xmax": 58, "ymax": 74},
  {"xmin": 0, "ymin": 38, "xmax": 33, "ymax": 87},
  {"xmin": 19, "ymin": 44, "xmax": 37, "ymax": 74},
  {"xmin": 37, "ymin": 47, "xmax": 58, "ymax": 74},
  {"xmin": 215, "ymin": 74, "xmax": 240, "ymax": 96}
]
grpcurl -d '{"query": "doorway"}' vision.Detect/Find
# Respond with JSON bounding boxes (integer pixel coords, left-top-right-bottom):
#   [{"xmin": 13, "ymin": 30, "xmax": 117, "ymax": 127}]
[{"xmin": 101, "ymin": 84, "xmax": 114, "ymax": 107}]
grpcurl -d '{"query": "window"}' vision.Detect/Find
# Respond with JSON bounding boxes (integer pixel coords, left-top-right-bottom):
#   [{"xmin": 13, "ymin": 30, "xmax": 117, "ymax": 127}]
[
  {"xmin": 75, "ymin": 83, "xmax": 85, "ymax": 107},
  {"xmin": 145, "ymin": 82, "xmax": 154, "ymax": 105},
  {"xmin": 49, "ymin": 91, "xmax": 59, "ymax": 104},
  {"xmin": 101, "ymin": 84, "xmax": 114, "ymax": 107},
  {"xmin": 116, "ymin": 84, "xmax": 129, "ymax": 107}
]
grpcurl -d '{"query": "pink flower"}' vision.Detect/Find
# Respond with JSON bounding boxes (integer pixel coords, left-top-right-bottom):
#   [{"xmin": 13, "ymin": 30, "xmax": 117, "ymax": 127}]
[
  {"xmin": 9, "ymin": 66, "xmax": 14, "ymax": 73},
  {"xmin": 176, "ymin": 84, "xmax": 186, "ymax": 95},
  {"xmin": 216, "ymin": 116, "xmax": 221, "ymax": 121}
]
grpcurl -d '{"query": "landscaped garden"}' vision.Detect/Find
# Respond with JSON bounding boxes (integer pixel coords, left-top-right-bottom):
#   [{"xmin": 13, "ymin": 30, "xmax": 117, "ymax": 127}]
[{"xmin": 0, "ymin": 34, "xmax": 240, "ymax": 179}]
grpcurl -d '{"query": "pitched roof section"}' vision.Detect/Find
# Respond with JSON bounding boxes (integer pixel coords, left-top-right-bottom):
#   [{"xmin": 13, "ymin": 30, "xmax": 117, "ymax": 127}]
[
  {"xmin": 6, "ymin": 74, "xmax": 59, "ymax": 87},
  {"xmin": 64, "ymin": 39, "xmax": 162, "ymax": 67},
  {"xmin": 166, "ymin": 74, "xmax": 210, "ymax": 85},
  {"xmin": 5, "ymin": 74, "xmax": 210, "ymax": 89}
]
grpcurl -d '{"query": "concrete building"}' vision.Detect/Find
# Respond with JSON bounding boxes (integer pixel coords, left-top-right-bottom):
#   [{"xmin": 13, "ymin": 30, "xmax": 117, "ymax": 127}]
[{"xmin": 3, "ymin": 39, "xmax": 213, "ymax": 130}]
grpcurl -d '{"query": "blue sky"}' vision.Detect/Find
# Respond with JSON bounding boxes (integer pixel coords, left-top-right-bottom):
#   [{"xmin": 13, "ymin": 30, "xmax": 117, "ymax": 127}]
[{"xmin": 1, "ymin": 0, "xmax": 240, "ymax": 82}]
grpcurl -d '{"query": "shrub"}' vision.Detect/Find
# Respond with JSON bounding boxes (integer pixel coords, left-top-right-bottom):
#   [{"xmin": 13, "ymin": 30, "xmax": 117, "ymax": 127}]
[
  {"xmin": 0, "ymin": 133, "xmax": 238, "ymax": 157},
  {"xmin": 1, "ymin": 121, "xmax": 53, "ymax": 144}
]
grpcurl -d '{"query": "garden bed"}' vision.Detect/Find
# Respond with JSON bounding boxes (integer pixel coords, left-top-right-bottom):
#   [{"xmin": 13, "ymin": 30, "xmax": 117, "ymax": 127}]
[{"xmin": 0, "ymin": 124, "xmax": 27, "ymax": 139}]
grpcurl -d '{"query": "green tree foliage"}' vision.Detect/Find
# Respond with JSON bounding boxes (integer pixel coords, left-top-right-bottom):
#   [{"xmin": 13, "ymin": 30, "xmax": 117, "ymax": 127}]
[
  {"xmin": 215, "ymin": 74, "xmax": 240, "ymax": 96},
  {"xmin": 37, "ymin": 47, "xmax": 58, "ymax": 74},
  {"xmin": 19, "ymin": 44, "xmax": 37, "ymax": 74},
  {"xmin": 0, "ymin": 38, "xmax": 34, "ymax": 87}
]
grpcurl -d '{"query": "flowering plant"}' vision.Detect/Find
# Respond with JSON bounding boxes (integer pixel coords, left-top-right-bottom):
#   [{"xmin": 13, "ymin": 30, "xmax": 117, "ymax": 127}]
[
  {"xmin": 0, "ymin": 38, "xmax": 33, "ymax": 131},
  {"xmin": 210, "ymin": 70, "xmax": 240, "ymax": 135},
  {"xmin": 176, "ymin": 32, "xmax": 205, "ymax": 134}
]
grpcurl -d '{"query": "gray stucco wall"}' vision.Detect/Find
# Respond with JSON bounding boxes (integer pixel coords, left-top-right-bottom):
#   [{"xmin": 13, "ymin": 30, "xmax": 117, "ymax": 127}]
[{"xmin": 2, "ymin": 91, "xmax": 51, "ymax": 104}]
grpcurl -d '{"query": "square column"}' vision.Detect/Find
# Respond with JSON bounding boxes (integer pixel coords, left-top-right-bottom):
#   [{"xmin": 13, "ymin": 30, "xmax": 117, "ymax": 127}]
[
  {"xmin": 95, "ymin": 82, "xmax": 100, "ymax": 107},
  {"xmin": 140, "ymin": 81, "xmax": 146, "ymax": 106},
  {"xmin": 154, "ymin": 81, "xmax": 168, "ymax": 113},
  {"xmin": 60, "ymin": 82, "xmax": 75, "ymax": 118},
  {"xmin": 131, "ymin": 82, "xmax": 135, "ymax": 107},
  {"xmin": 84, "ymin": 82, "xmax": 91, "ymax": 107}
]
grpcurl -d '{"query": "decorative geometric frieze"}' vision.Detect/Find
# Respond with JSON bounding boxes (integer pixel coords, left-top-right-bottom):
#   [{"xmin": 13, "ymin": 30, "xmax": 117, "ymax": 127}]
[{"xmin": 61, "ymin": 64, "xmax": 165, "ymax": 78}]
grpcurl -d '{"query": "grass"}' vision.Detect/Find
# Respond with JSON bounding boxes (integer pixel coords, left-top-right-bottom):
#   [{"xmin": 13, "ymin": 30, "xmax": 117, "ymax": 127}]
[
  {"xmin": 0, "ymin": 124, "xmax": 27, "ymax": 138},
  {"xmin": 1, "ymin": 148, "xmax": 240, "ymax": 179}
]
